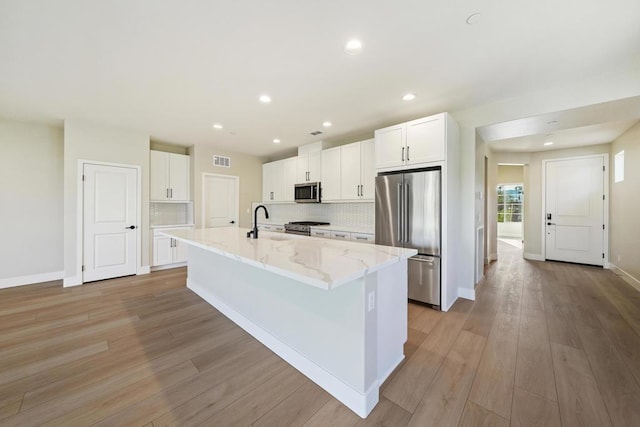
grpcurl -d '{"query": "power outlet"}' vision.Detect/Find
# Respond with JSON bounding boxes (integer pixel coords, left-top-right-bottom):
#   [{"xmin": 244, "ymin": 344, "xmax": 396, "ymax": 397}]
[{"xmin": 368, "ymin": 291, "xmax": 376, "ymax": 312}]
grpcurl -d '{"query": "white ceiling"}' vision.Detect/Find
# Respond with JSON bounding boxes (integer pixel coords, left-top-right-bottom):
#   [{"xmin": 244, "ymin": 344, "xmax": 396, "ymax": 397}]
[
  {"xmin": 0, "ymin": 0, "xmax": 639, "ymax": 157},
  {"xmin": 480, "ymin": 96, "xmax": 640, "ymax": 152}
]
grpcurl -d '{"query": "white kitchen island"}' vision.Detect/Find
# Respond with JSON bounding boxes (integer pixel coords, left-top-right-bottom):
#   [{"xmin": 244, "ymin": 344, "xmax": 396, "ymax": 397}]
[{"xmin": 160, "ymin": 227, "xmax": 417, "ymax": 418}]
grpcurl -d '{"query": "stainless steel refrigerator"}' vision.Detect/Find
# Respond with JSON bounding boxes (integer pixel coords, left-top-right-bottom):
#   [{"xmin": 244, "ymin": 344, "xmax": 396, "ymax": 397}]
[{"xmin": 375, "ymin": 167, "xmax": 441, "ymax": 307}]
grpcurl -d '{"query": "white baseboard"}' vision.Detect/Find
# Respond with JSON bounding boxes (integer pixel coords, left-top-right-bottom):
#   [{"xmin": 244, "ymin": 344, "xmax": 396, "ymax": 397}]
[
  {"xmin": 0, "ymin": 270, "xmax": 64, "ymax": 290},
  {"xmin": 487, "ymin": 253, "xmax": 498, "ymax": 262},
  {"xmin": 458, "ymin": 287, "xmax": 476, "ymax": 301},
  {"xmin": 63, "ymin": 275, "xmax": 83, "ymax": 287},
  {"xmin": 188, "ymin": 277, "xmax": 378, "ymax": 418},
  {"xmin": 524, "ymin": 252, "xmax": 545, "ymax": 261},
  {"xmin": 150, "ymin": 262, "xmax": 187, "ymax": 272},
  {"xmin": 137, "ymin": 265, "xmax": 151, "ymax": 275},
  {"xmin": 608, "ymin": 263, "xmax": 640, "ymax": 293}
]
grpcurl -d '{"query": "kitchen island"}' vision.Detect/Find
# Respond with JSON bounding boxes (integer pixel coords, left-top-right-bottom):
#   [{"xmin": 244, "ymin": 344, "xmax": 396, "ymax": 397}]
[{"xmin": 160, "ymin": 227, "xmax": 417, "ymax": 418}]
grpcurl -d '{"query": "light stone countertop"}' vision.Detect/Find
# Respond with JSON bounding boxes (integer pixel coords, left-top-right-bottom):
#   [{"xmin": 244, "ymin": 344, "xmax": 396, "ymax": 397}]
[{"xmin": 161, "ymin": 227, "xmax": 416, "ymax": 290}]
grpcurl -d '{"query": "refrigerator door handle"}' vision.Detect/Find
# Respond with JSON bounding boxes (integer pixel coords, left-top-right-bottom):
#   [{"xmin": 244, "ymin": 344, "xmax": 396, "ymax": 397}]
[
  {"xmin": 404, "ymin": 182, "xmax": 410, "ymax": 242},
  {"xmin": 397, "ymin": 182, "xmax": 403, "ymax": 242}
]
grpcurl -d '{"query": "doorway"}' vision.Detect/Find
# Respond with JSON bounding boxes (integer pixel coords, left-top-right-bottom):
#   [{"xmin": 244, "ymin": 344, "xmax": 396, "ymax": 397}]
[
  {"xmin": 496, "ymin": 164, "xmax": 525, "ymax": 257},
  {"xmin": 544, "ymin": 155, "xmax": 608, "ymax": 266},
  {"xmin": 82, "ymin": 163, "xmax": 139, "ymax": 282},
  {"xmin": 202, "ymin": 173, "xmax": 239, "ymax": 228}
]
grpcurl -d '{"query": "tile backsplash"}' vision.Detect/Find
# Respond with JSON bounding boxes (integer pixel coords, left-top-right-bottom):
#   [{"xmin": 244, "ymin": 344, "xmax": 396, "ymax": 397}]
[
  {"xmin": 150, "ymin": 202, "xmax": 194, "ymax": 226},
  {"xmin": 251, "ymin": 202, "xmax": 374, "ymax": 230}
]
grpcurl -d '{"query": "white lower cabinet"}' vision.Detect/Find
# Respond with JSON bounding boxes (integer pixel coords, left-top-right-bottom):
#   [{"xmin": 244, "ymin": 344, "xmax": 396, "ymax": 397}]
[
  {"xmin": 257, "ymin": 224, "xmax": 285, "ymax": 233},
  {"xmin": 310, "ymin": 228, "xmax": 374, "ymax": 244},
  {"xmin": 152, "ymin": 227, "xmax": 192, "ymax": 267}
]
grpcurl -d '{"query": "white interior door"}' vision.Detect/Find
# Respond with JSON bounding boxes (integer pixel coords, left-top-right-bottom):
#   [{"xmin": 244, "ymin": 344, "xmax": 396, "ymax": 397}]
[
  {"xmin": 83, "ymin": 163, "xmax": 137, "ymax": 282},
  {"xmin": 203, "ymin": 174, "xmax": 238, "ymax": 227},
  {"xmin": 545, "ymin": 156, "xmax": 605, "ymax": 266}
]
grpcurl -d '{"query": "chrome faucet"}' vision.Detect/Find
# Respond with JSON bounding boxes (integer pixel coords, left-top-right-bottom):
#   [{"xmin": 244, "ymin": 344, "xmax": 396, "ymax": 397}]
[{"xmin": 247, "ymin": 205, "xmax": 269, "ymax": 239}]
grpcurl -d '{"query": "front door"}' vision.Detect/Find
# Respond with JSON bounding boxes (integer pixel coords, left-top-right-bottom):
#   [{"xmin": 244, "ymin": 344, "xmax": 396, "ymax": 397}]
[
  {"xmin": 545, "ymin": 156, "xmax": 605, "ymax": 266},
  {"xmin": 203, "ymin": 174, "xmax": 238, "ymax": 227},
  {"xmin": 83, "ymin": 163, "xmax": 138, "ymax": 282}
]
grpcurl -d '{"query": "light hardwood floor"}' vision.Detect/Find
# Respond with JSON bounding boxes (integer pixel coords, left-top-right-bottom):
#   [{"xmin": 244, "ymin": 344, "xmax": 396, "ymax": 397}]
[{"xmin": 1, "ymin": 241, "xmax": 639, "ymax": 426}]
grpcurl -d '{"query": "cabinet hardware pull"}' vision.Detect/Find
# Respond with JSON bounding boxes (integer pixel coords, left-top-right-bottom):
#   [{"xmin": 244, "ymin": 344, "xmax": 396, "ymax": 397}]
[
  {"xmin": 170, "ymin": 188, "xmax": 173, "ymax": 198},
  {"xmin": 166, "ymin": 188, "xmax": 169, "ymax": 198},
  {"xmin": 407, "ymin": 146, "xmax": 410, "ymax": 161},
  {"xmin": 401, "ymin": 147, "xmax": 405, "ymax": 162}
]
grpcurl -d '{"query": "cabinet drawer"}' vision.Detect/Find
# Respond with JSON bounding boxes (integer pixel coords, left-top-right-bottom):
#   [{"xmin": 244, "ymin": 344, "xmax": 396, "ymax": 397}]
[
  {"xmin": 330, "ymin": 231, "xmax": 351, "ymax": 240},
  {"xmin": 311, "ymin": 229, "xmax": 331, "ymax": 238},
  {"xmin": 351, "ymin": 233, "xmax": 374, "ymax": 243},
  {"xmin": 258, "ymin": 224, "xmax": 284, "ymax": 232}
]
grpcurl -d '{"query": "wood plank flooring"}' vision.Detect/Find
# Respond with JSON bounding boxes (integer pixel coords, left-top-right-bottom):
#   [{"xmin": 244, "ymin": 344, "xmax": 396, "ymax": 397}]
[{"xmin": 1, "ymin": 240, "xmax": 639, "ymax": 426}]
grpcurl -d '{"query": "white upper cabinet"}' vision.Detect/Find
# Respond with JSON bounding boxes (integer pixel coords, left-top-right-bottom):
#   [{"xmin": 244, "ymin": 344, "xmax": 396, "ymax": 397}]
[
  {"xmin": 360, "ymin": 139, "xmax": 375, "ymax": 199},
  {"xmin": 374, "ymin": 124, "xmax": 405, "ymax": 170},
  {"xmin": 297, "ymin": 151, "xmax": 322, "ymax": 183},
  {"xmin": 321, "ymin": 147, "xmax": 341, "ymax": 201},
  {"xmin": 282, "ymin": 157, "xmax": 298, "ymax": 201},
  {"xmin": 405, "ymin": 115, "xmax": 445, "ymax": 165},
  {"xmin": 263, "ymin": 157, "xmax": 297, "ymax": 202},
  {"xmin": 150, "ymin": 150, "xmax": 190, "ymax": 201},
  {"xmin": 340, "ymin": 142, "xmax": 362, "ymax": 200},
  {"xmin": 321, "ymin": 139, "xmax": 375, "ymax": 201},
  {"xmin": 375, "ymin": 113, "xmax": 448, "ymax": 171}
]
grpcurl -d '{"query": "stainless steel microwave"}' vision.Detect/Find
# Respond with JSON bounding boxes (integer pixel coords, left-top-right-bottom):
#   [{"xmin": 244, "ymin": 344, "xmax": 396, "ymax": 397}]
[{"xmin": 294, "ymin": 182, "xmax": 321, "ymax": 203}]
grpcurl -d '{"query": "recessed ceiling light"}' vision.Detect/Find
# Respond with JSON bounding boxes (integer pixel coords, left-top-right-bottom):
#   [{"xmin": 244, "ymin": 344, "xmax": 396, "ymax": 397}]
[
  {"xmin": 322, "ymin": 121, "xmax": 332, "ymax": 127},
  {"xmin": 344, "ymin": 39, "xmax": 363, "ymax": 55},
  {"xmin": 402, "ymin": 93, "xmax": 416, "ymax": 101},
  {"xmin": 259, "ymin": 95, "xmax": 271, "ymax": 104},
  {"xmin": 213, "ymin": 123, "xmax": 223, "ymax": 129},
  {"xmin": 544, "ymin": 142, "xmax": 554, "ymax": 146},
  {"xmin": 466, "ymin": 13, "xmax": 482, "ymax": 25},
  {"xmin": 273, "ymin": 138, "xmax": 280, "ymax": 144}
]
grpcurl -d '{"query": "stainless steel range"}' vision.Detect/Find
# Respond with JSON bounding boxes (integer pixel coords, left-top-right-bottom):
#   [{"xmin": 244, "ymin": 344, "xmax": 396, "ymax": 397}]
[{"xmin": 284, "ymin": 221, "xmax": 330, "ymax": 236}]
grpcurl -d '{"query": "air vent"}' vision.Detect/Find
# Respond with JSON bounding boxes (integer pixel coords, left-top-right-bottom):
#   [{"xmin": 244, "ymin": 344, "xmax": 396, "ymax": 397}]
[
  {"xmin": 213, "ymin": 155, "xmax": 231, "ymax": 168},
  {"xmin": 310, "ymin": 130, "xmax": 323, "ymax": 136}
]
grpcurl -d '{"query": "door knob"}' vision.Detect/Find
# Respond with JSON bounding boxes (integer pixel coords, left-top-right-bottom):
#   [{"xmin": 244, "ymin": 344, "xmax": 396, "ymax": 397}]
[
  {"xmin": 229, "ymin": 220, "xmax": 235, "ymax": 224},
  {"xmin": 547, "ymin": 222, "xmax": 555, "ymax": 226},
  {"xmin": 126, "ymin": 225, "xmax": 136, "ymax": 229}
]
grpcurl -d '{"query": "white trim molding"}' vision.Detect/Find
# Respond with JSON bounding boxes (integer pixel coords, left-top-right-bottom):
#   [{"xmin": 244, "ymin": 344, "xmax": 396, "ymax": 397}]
[
  {"xmin": 608, "ymin": 263, "xmax": 640, "ymax": 293},
  {"xmin": 1, "ymin": 271, "xmax": 64, "ymax": 290},
  {"xmin": 458, "ymin": 287, "xmax": 476, "ymax": 301},
  {"xmin": 523, "ymin": 252, "xmax": 545, "ymax": 261},
  {"xmin": 201, "ymin": 172, "xmax": 240, "ymax": 228}
]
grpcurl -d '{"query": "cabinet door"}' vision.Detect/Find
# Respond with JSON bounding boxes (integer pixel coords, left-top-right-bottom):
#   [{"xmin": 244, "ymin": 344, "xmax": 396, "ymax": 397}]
[
  {"xmin": 152, "ymin": 235, "xmax": 173, "ymax": 266},
  {"xmin": 271, "ymin": 159, "xmax": 286, "ymax": 201},
  {"xmin": 360, "ymin": 139, "xmax": 376, "ymax": 200},
  {"xmin": 307, "ymin": 151, "xmax": 322, "ymax": 182},
  {"xmin": 262, "ymin": 162, "xmax": 274, "ymax": 201},
  {"xmin": 282, "ymin": 157, "xmax": 298, "ymax": 201},
  {"xmin": 168, "ymin": 153, "xmax": 190, "ymax": 201},
  {"xmin": 296, "ymin": 155, "xmax": 308, "ymax": 182},
  {"xmin": 321, "ymin": 147, "xmax": 341, "ymax": 201},
  {"xmin": 340, "ymin": 142, "xmax": 362, "ymax": 200},
  {"xmin": 375, "ymin": 124, "xmax": 405, "ymax": 169},
  {"xmin": 405, "ymin": 114, "xmax": 445, "ymax": 165},
  {"xmin": 150, "ymin": 151, "xmax": 170, "ymax": 201},
  {"xmin": 173, "ymin": 239, "xmax": 189, "ymax": 263}
]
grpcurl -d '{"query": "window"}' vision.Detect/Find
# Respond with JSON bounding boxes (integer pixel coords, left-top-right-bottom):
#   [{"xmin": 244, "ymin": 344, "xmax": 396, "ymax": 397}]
[
  {"xmin": 615, "ymin": 150, "xmax": 624, "ymax": 183},
  {"xmin": 497, "ymin": 184, "xmax": 523, "ymax": 223}
]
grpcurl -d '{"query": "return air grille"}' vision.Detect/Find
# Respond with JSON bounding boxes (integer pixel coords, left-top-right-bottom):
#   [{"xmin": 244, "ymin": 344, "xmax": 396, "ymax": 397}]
[{"xmin": 213, "ymin": 155, "xmax": 231, "ymax": 168}]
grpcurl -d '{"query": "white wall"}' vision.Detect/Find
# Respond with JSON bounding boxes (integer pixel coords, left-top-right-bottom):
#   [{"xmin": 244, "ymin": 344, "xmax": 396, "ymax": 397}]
[
  {"xmin": 0, "ymin": 120, "xmax": 64, "ymax": 286},
  {"xmin": 63, "ymin": 120, "xmax": 150, "ymax": 285},
  {"xmin": 610, "ymin": 122, "xmax": 640, "ymax": 281}
]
